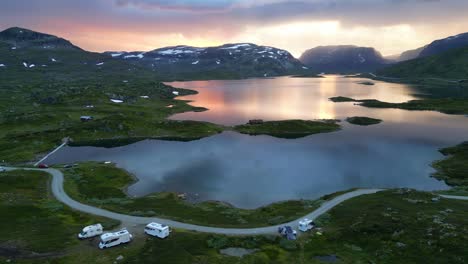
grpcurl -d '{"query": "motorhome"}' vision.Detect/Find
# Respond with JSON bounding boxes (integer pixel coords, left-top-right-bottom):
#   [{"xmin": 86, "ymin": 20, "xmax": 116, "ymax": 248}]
[
  {"xmin": 298, "ymin": 218, "xmax": 315, "ymax": 232},
  {"xmin": 144, "ymin": 222, "xmax": 171, "ymax": 239},
  {"xmin": 98, "ymin": 229, "xmax": 133, "ymax": 249},
  {"xmin": 78, "ymin": 223, "xmax": 103, "ymax": 239}
]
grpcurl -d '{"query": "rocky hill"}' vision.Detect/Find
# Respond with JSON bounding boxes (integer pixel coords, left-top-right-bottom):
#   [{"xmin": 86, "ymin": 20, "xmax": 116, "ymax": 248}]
[{"xmin": 299, "ymin": 45, "xmax": 388, "ymax": 73}]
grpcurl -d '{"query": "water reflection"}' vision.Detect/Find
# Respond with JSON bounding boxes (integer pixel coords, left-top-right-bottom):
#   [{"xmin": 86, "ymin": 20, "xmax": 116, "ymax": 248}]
[
  {"xmin": 169, "ymin": 76, "xmax": 418, "ymax": 125},
  {"xmin": 45, "ymin": 76, "xmax": 468, "ymax": 208}
]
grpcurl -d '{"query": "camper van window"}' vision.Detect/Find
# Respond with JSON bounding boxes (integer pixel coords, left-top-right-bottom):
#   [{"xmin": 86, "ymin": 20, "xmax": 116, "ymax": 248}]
[{"xmin": 106, "ymin": 238, "xmax": 119, "ymax": 244}]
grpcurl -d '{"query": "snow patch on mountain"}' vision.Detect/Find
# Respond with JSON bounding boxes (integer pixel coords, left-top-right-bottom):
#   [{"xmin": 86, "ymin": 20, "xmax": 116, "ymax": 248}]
[
  {"xmin": 221, "ymin": 44, "xmax": 251, "ymax": 49},
  {"xmin": 124, "ymin": 54, "xmax": 144, "ymax": 59},
  {"xmin": 358, "ymin": 54, "xmax": 366, "ymax": 63}
]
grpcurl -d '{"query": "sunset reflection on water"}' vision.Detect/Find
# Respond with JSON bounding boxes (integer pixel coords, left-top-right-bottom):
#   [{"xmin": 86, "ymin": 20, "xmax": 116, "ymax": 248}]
[{"xmin": 168, "ymin": 75, "xmax": 417, "ymax": 125}]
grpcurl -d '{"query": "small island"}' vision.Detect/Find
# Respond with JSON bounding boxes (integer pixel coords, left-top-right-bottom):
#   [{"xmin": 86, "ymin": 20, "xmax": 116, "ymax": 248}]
[
  {"xmin": 233, "ymin": 119, "xmax": 341, "ymax": 138},
  {"xmin": 346, "ymin": 116, "xmax": 382, "ymax": 126},
  {"xmin": 330, "ymin": 96, "xmax": 468, "ymax": 115},
  {"xmin": 358, "ymin": 81, "xmax": 375, "ymax": 86},
  {"xmin": 329, "ymin": 96, "xmax": 357, "ymax": 102}
]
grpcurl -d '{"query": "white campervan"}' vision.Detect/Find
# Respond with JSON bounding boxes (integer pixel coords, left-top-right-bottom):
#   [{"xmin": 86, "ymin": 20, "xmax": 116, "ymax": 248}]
[
  {"xmin": 98, "ymin": 229, "xmax": 133, "ymax": 249},
  {"xmin": 298, "ymin": 218, "xmax": 315, "ymax": 232},
  {"xmin": 144, "ymin": 222, "xmax": 171, "ymax": 239},
  {"xmin": 78, "ymin": 223, "xmax": 103, "ymax": 239}
]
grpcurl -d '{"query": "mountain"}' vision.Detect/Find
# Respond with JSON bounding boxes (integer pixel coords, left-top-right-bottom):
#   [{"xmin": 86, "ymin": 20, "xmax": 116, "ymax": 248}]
[
  {"xmin": 418, "ymin": 32, "xmax": 468, "ymax": 58},
  {"xmin": 0, "ymin": 27, "xmax": 81, "ymax": 50},
  {"xmin": 377, "ymin": 45, "xmax": 468, "ymax": 79},
  {"xmin": 396, "ymin": 46, "xmax": 426, "ymax": 62},
  {"xmin": 299, "ymin": 45, "xmax": 388, "ymax": 73},
  {"xmin": 105, "ymin": 43, "xmax": 310, "ymax": 80},
  {"xmin": 0, "ymin": 27, "xmax": 164, "ymax": 84}
]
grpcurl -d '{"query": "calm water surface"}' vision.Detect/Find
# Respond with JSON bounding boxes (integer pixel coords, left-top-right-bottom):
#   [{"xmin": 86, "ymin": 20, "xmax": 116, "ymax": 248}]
[{"xmin": 46, "ymin": 76, "xmax": 468, "ymax": 208}]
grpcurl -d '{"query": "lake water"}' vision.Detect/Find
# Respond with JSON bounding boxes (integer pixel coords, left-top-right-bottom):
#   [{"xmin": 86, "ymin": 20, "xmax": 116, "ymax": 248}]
[{"xmin": 45, "ymin": 76, "xmax": 468, "ymax": 208}]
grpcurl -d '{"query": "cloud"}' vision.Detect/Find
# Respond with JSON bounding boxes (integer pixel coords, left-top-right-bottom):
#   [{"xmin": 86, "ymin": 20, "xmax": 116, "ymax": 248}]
[
  {"xmin": 0, "ymin": 0, "xmax": 467, "ymax": 56},
  {"xmin": 115, "ymin": 0, "xmax": 237, "ymax": 12}
]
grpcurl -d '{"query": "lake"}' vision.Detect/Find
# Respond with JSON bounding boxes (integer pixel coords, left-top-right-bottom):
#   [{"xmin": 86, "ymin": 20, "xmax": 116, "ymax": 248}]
[{"xmin": 45, "ymin": 76, "xmax": 468, "ymax": 208}]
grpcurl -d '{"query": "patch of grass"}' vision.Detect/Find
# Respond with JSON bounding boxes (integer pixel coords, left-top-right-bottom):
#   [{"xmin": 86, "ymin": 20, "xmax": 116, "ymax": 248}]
[
  {"xmin": 432, "ymin": 142, "xmax": 468, "ymax": 186},
  {"xmin": 346, "ymin": 116, "xmax": 382, "ymax": 126},
  {"xmin": 62, "ymin": 162, "xmax": 324, "ymax": 228},
  {"xmin": 329, "ymin": 96, "xmax": 356, "ymax": 102},
  {"xmin": 0, "ymin": 170, "xmax": 119, "ymax": 254},
  {"xmin": 303, "ymin": 189, "xmax": 468, "ymax": 263},
  {"xmin": 233, "ymin": 120, "xmax": 341, "ymax": 139},
  {"xmin": 331, "ymin": 96, "xmax": 468, "ymax": 115},
  {"xmin": 437, "ymin": 186, "xmax": 468, "ymax": 196}
]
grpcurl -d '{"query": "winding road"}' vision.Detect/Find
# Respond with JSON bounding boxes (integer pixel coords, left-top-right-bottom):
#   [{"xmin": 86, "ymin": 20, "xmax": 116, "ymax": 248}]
[{"xmin": 4, "ymin": 167, "xmax": 467, "ymax": 235}]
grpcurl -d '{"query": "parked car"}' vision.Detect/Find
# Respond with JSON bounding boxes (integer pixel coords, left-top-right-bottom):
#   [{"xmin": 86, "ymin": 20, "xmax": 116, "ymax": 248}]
[
  {"xmin": 278, "ymin": 226, "xmax": 297, "ymax": 240},
  {"xmin": 99, "ymin": 229, "xmax": 133, "ymax": 249},
  {"xmin": 144, "ymin": 222, "xmax": 171, "ymax": 239},
  {"xmin": 78, "ymin": 223, "xmax": 103, "ymax": 239},
  {"xmin": 37, "ymin": 164, "xmax": 49, "ymax": 169},
  {"xmin": 0, "ymin": 166, "xmax": 6, "ymax": 172}
]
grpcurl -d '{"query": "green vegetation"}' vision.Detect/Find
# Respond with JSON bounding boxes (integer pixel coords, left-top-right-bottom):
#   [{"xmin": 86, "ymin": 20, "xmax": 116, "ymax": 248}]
[
  {"xmin": 0, "ymin": 170, "xmax": 119, "ymax": 257},
  {"xmin": 9, "ymin": 189, "xmax": 468, "ymax": 264},
  {"xmin": 346, "ymin": 116, "xmax": 382, "ymax": 126},
  {"xmin": 233, "ymin": 120, "xmax": 341, "ymax": 138},
  {"xmin": 330, "ymin": 96, "xmax": 468, "ymax": 115},
  {"xmin": 62, "ymin": 162, "xmax": 324, "ymax": 227},
  {"xmin": 290, "ymin": 73, "xmax": 323, "ymax": 78},
  {"xmin": 307, "ymin": 189, "xmax": 468, "ymax": 263},
  {"xmin": 329, "ymin": 96, "xmax": 356, "ymax": 102},
  {"xmin": 0, "ymin": 40, "xmax": 226, "ymax": 163},
  {"xmin": 432, "ymin": 142, "xmax": 468, "ymax": 186},
  {"xmin": 378, "ymin": 46, "xmax": 468, "ymax": 79}
]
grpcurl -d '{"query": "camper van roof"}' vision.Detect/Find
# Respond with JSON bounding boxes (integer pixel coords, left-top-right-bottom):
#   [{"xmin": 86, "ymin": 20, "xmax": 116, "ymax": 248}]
[
  {"xmin": 100, "ymin": 229, "xmax": 129, "ymax": 241},
  {"xmin": 299, "ymin": 219, "xmax": 313, "ymax": 225},
  {"xmin": 82, "ymin": 223, "xmax": 102, "ymax": 232},
  {"xmin": 146, "ymin": 222, "xmax": 168, "ymax": 230}
]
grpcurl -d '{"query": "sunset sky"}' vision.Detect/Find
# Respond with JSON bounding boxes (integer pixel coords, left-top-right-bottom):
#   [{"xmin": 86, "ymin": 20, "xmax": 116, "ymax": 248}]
[{"xmin": 1, "ymin": 0, "xmax": 468, "ymax": 57}]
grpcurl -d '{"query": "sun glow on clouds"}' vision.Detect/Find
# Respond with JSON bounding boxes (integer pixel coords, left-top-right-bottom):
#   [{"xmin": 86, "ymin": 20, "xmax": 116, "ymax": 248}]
[{"xmin": 235, "ymin": 21, "xmax": 421, "ymax": 57}]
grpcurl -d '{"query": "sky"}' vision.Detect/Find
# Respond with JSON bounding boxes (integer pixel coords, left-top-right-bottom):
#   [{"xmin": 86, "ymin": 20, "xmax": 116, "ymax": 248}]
[{"xmin": 1, "ymin": 0, "xmax": 468, "ymax": 57}]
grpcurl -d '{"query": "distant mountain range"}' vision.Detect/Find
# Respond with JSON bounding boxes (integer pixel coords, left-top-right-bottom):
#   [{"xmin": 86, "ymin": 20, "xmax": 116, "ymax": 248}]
[
  {"xmin": 378, "ymin": 45, "xmax": 468, "ymax": 79},
  {"xmin": 0, "ymin": 27, "xmax": 311, "ymax": 81},
  {"xmin": 299, "ymin": 45, "xmax": 388, "ymax": 73},
  {"xmin": 418, "ymin": 32, "xmax": 468, "ymax": 58},
  {"xmin": 1, "ymin": 26, "xmax": 467, "ymax": 80},
  {"xmin": 377, "ymin": 33, "xmax": 468, "ymax": 79},
  {"xmin": 105, "ymin": 43, "xmax": 309, "ymax": 80}
]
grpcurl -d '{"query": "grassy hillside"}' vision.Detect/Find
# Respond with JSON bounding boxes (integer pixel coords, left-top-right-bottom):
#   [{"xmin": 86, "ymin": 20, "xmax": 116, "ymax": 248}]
[
  {"xmin": 378, "ymin": 46, "xmax": 468, "ymax": 79},
  {"xmin": 0, "ymin": 39, "xmax": 224, "ymax": 163},
  {"xmin": 0, "ymin": 170, "xmax": 119, "ymax": 254}
]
